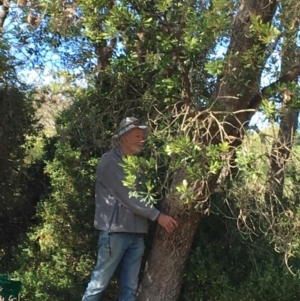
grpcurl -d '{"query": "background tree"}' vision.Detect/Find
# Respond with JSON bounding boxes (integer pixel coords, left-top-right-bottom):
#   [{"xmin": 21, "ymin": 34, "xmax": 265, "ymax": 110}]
[
  {"xmin": 265, "ymin": 10, "xmax": 299, "ymax": 205},
  {"xmin": 0, "ymin": 32, "xmax": 39, "ymax": 271}
]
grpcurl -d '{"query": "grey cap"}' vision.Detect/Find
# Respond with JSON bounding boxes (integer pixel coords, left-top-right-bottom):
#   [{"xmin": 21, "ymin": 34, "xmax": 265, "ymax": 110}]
[{"xmin": 112, "ymin": 117, "xmax": 150, "ymax": 139}]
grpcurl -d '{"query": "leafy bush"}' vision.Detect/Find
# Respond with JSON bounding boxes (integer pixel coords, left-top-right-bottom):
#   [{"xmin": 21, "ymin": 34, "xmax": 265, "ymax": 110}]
[{"xmin": 181, "ymin": 202, "xmax": 300, "ymax": 301}]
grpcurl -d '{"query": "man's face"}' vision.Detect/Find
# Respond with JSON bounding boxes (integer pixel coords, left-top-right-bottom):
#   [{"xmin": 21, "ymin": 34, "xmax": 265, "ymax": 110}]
[{"xmin": 120, "ymin": 128, "xmax": 146, "ymax": 155}]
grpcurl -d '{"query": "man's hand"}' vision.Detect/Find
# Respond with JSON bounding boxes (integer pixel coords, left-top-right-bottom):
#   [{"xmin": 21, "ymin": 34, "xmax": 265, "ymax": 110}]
[{"xmin": 157, "ymin": 213, "xmax": 178, "ymax": 233}]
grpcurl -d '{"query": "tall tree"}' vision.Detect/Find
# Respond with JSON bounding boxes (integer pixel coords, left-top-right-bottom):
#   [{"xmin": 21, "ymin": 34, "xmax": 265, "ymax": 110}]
[{"xmin": 0, "ymin": 38, "xmax": 38, "ymax": 268}]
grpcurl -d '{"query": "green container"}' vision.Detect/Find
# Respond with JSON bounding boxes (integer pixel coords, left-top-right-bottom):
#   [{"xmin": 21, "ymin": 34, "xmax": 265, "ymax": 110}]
[{"xmin": 0, "ymin": 274, "xmax": 21, "ymax": 300}]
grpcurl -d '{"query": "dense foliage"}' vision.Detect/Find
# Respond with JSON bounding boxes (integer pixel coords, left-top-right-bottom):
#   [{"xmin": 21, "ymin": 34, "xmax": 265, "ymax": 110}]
[
  {"xmin": 0, "ymin": 34, "xmax": 40, "ymax": 272},
  {"xmin": 182, "ymin": 202, "xmax": 300, "ymax": 301}
]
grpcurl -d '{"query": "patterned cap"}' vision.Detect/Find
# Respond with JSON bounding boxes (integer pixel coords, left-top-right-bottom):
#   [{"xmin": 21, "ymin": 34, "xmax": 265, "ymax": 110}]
[{"xmin": 112, "ymin": 117, "xmax": 150, "ymax": 139}]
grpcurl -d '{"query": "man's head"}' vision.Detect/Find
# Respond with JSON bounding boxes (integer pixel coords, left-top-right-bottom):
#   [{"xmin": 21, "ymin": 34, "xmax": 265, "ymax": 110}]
[{"xmin": 112, "ymin": 117, "xmax": 150, "ymax": 155}]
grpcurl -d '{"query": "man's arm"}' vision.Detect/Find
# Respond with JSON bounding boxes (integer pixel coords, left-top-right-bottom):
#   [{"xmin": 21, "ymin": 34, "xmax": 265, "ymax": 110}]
[{"xmin": 99, "ymin": 151, "xmax": 178, "ymax": 232}]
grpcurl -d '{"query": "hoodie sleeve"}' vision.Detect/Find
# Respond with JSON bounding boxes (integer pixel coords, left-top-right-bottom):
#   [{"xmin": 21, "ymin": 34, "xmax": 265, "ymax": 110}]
[{"xmin": 97, "ymin": 150, "xmax": 160, "ymax": 221}]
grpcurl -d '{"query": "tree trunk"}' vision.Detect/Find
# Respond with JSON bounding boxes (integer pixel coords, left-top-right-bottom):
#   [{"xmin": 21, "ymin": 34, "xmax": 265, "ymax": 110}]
[
  {"xmin": 138, "ymin": 204, "xmax": 201, "ymax": 301},
  {"xmin": 138, "ymin": 169, "xmax": 202, "ymax": 301},
  {"xmin": 266, "ymin": 110, "xmax": 298, "ymax": 200},
  {"xmin": 265, "ymin": 18, "xmax": 300, "ymax": 207}
]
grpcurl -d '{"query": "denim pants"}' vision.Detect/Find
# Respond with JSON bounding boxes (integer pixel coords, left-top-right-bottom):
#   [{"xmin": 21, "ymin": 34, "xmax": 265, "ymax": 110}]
[{"xmin": 82, "ymin": 232, "xmax": 145, "ymax": 301}]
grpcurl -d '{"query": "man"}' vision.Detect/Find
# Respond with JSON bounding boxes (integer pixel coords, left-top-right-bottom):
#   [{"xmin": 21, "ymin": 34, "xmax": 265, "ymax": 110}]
[{"xmin": 82, "ymin": 117, "xmax": 178, "ymax": 301}]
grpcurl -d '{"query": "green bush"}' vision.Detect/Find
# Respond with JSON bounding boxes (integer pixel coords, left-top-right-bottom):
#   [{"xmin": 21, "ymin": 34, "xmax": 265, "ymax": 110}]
[{"xmin": 181, "ymin": 208, "xmax": 300, "ymax": 301}]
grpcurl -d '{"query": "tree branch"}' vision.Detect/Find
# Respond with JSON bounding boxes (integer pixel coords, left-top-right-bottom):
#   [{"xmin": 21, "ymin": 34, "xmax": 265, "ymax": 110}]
[{"xmin": 247, "ymin": 62, "xmax": 300, "ymax": 110}]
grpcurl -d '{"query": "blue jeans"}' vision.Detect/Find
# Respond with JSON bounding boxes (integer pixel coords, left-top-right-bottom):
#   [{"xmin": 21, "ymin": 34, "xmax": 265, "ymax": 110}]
[{"xmin": 82, "ymin": 232, "xmax": 145, "ymax": 301}]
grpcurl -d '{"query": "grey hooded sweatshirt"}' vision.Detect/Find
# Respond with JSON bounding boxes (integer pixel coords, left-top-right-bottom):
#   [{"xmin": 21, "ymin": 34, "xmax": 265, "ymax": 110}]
[{"xmin": 94, "ymin": 148, "xmax": 160, "ymax": 233}]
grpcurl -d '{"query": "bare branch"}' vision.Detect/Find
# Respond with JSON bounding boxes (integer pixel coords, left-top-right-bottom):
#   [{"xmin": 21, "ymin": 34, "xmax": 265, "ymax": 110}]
[{"xmin": 247, "ymin": 62, "xmax": 300, "ymax": 110}]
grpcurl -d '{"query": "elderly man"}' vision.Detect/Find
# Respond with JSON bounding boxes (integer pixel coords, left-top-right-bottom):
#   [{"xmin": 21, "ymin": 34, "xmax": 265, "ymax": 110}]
[{"xmin": 82, "ymin": 117, "xmax": 178, "ymax": 301}]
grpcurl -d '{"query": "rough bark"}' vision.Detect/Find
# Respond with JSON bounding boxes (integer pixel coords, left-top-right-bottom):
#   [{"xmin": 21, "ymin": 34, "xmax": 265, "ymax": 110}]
[
  {"xmin": 214, "ymin": 0, "xmax": 278, "ymax": 113},
  {"xmin": 137, "ymin": 168, "xmax": 202, "ymax": 301},
  {"xmin": 138, "ymin": 202, "xmax": 201, "ymax": 301}
]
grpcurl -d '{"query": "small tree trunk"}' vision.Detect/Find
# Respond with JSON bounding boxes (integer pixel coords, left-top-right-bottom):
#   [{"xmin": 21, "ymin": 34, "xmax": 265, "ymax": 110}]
[
  {"xmin": 265, "ymin": 19, "xmax": 299, "ymax": 204},
  {"xmin": 266, "ymin": 110, "xmax": 298, "ymax": 199}
]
